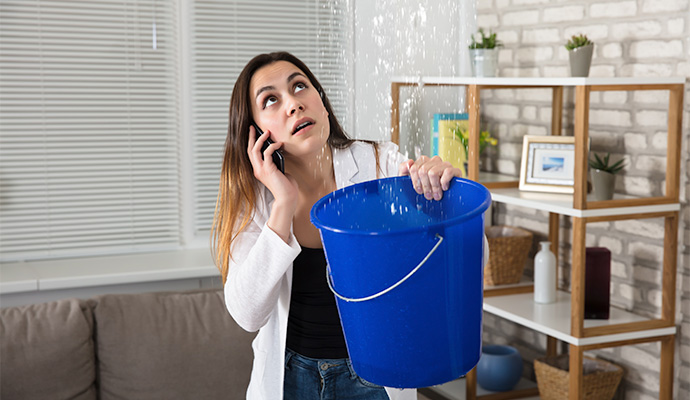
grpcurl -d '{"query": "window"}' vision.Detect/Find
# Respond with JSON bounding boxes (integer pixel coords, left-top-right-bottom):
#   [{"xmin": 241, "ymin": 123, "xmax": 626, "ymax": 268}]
[
  {"xmin": 0, "ymin": 0, "xmax": 181, "ymax": 261},
  {"xmin": 0, "ymin": 0, "xmax": 350, "ymax": 262}
]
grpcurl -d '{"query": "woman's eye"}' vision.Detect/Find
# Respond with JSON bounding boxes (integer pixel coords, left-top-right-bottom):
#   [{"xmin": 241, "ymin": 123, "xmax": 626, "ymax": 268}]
[
  {"xmin": 294, "ymin": 82, "xmax": 307, "ymax": 93},
  {"xmin": 263, "ymin": 96, "xmax": 277, "ymax": 108}
]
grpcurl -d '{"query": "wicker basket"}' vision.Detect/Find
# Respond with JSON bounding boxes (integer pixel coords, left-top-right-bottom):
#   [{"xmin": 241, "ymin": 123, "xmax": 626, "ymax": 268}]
[
  {"xmin": 484, "ymin": 225, "xmax": 533, "ymax": 286},
  {"xmin": 534, "ymin": 355, "xmax": 624, "ymax": 400}
]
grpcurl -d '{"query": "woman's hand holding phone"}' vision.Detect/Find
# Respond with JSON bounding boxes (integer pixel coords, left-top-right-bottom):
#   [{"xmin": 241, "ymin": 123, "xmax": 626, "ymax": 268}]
[{"xmin": 247, "ymin": 124, "xmax": 298, "ymax": 243}]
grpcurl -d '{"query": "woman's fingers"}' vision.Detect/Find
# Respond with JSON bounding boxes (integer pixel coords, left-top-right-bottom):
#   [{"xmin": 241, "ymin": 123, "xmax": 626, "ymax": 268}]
[
  {"xmin": 247, "ymin": 124, "xmax": 256, "ymax": 152},
  {"xmin": 410, "ymin": 156, "xmax": 436, "ymax": 200},
  {"xmin": 398, "ymin": 159, "xmax": 414, "ymax": 176},
  {"xmin": 418, "ymin": 166, "xmax": 435, "ymax": 200},
  {"xmin": 247, "ymin": 125, "xmax": 262, "ymax": 163},
  {"xmin": 408, "ymin": 156, "xmax": 427, "ymax": 195},
  {"xmin": 247, "ymin": 125, "xmax": 274, "ymax": 173},
  {"xmin": 440, "ymin": 167, "xmax": 457, "ymax": 191},
  {"xmin": 408, "ymin": 156, "xmax": 463, "ymax": 201}
]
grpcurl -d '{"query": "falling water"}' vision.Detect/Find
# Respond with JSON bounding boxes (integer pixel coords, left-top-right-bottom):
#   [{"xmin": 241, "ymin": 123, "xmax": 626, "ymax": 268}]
[
  {"xmin": 319, "ymin": 1, "xmax": 478, "ymax": 226},
  {"xmin": 354, "ymin": 0, "xmax": 477, "ymax": 158}
]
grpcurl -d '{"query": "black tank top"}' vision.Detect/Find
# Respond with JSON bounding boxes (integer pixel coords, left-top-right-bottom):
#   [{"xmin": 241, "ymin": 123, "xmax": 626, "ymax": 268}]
[{"xmin": 286, "ymin": 246, "xmax": 348, "ymax": 359}]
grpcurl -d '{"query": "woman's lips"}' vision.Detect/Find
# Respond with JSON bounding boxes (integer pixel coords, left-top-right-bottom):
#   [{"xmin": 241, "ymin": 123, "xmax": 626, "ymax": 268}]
[
  {"xmin": 292, "ymin": 122, "xmax": 314, "ymax": 136},
  {"xmin": 292, "ymin": 119, "xmax": 315, "ymax": 135}
]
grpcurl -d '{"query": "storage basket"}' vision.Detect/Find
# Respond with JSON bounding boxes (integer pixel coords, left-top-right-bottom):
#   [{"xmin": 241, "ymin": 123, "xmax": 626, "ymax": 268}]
[
  {"xmin": 484, "ymin": 225, "xmax": 533, "ymax": 286},
  {"xmin": 534, "ymin": 354, "xmax": 624, "ymax": 400}
]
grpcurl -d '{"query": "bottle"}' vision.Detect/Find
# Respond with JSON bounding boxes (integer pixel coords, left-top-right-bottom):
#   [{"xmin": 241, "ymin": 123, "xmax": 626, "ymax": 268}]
[{"xmin": 534, "ymin": 241, "xmax": 557, "ymax": 304}]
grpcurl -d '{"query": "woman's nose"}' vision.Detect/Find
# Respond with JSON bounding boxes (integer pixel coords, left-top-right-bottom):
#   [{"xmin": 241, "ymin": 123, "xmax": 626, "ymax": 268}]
[{"xmin": 287, "ymin": 98, "xmax": 304, "ymax": 115}]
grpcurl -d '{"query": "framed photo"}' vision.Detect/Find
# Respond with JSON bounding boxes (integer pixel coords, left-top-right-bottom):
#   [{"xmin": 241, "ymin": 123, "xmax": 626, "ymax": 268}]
[{"xmin": 519, "ymin": 135, "xmax": 576, "ymax": 194}]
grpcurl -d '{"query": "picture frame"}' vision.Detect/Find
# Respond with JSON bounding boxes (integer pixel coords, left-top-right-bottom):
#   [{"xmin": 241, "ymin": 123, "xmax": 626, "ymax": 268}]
[{"xmin": 519, "ymin": 135, "xmax": 576, "ymax": 194}]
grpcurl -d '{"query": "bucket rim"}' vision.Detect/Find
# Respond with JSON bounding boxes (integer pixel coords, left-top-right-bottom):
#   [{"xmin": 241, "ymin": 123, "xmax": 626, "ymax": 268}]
[{"xmin": 310, "ymin": 176, "xmax": 491, "ymax": 236}]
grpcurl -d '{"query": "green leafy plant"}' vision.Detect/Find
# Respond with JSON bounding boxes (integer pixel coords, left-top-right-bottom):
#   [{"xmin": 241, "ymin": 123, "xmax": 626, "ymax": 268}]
[
  {"xmin": 451, "ymin": 126, "xmax": 498, "ymax": 158},
  {"xmin": 588, "ymin": 152, "xmax": 625, "ymax": 174},
  {"xmin": 469, "ymin": 28, "xmax": 502, "ymax": 49},
  {"xmin": 565, "ymin": 34, "xmax": 593, "ymax": 51}
]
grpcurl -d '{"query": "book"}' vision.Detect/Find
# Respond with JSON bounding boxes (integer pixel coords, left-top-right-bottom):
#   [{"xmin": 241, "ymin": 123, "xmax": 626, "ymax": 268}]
[
  {"xmin": 430, "ymin": 113, "xmax": 468, "ymax": 157},
  {"xmin": 438, "ymin": 119, "xmax": 469, "ymax": 176}
]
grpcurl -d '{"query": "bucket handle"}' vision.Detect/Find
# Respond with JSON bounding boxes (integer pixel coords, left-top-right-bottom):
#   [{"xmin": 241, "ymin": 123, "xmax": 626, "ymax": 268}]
[{"xmin": 326, "ymin": 234, "xmax": 444, "ymax": 303}]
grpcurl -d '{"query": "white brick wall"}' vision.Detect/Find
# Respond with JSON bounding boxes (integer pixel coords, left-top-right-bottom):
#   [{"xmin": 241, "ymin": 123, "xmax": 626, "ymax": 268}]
[
  {"xmin": 630, "ymin": 40, "xmax": 684, "ymax": 59},
  {"xmin": 590, "ymin": 2, "xmax": 638, "ymax": 18},
  {"xmin": 612, "ymin": 21, "xmax": 663, "ymax": 40},
  {"xmin": 629, "ymin": 241, "xmax": 665, "ymax": 262},
  {"xmin": 543, "ymin": 6, "xmax": 584, "ymax": 22},
  {"xmin": 502, "ymin": 10, "xmax": 539, "ymax": 26},
  {"xmin": 611, "ymin": 260, "xmax": 629, "ymax": 278},
  {"xmin": 641, "ymin": 0, "xmax": 689, "ymax": 13},
  {"xmin": 521, "ymin": 28, "xmax": 560, "ymax": 44},
  {"xmin": 590, "ymin": 109, "xmax": 633, "ymax": 126},
  {"xmin": 623, "ymin": 132, "xmax": 647, "ymax": 150},
  {"xmin": 622, "ymin": 176, "xmax": 656, "ymax": 197},
  {"xmin": 621, "ymin": 345, "xmax": 661, "ymax": 372},
  {"xmin": 477, "ymin": 0, "xmax": 689, "ymax": 398}
]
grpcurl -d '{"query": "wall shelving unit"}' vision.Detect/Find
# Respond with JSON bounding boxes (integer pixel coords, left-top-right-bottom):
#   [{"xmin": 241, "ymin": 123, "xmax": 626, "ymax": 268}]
[{"xmin": 390, "ymin": 76, "xmax": 685, "ymax": 400}]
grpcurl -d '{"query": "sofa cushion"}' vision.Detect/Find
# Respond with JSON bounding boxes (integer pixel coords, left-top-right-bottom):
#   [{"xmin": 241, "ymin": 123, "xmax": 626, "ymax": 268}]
[
  {"xmin": 0, "ymin": 298, "xmax": 97, "ymax": 400},
  {"xmin": 93, "ymin": 288, "xmax": 255, "ymax": 400}
]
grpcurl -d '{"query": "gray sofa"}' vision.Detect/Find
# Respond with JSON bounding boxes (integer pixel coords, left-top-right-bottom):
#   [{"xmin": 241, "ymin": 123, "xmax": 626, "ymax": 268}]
[{"xmin": 0, "ymin": 289, "xmax": 256, "ymax": 400}]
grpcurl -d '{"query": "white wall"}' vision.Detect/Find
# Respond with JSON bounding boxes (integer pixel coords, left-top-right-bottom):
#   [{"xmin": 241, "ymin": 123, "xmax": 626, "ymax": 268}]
[{"xmin": 352, "ymin": 0, "xmax": 477, "ymax": 158}]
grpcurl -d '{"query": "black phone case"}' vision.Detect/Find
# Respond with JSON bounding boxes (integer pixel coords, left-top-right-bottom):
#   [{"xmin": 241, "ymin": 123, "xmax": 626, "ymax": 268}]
[{"xmin": 252, "ymin": 122, "xmax": 285, "ymax": 173}]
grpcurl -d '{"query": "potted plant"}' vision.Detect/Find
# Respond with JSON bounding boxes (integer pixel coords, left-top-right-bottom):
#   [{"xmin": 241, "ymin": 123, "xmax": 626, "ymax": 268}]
[
  {"xmin": 451, "ymin": 126, "xmax": 498, "ymax": 175},
  {"xmin": 588, "ymin": 152, "xmax": 625, "ymax": 200},
  {"xmin": 469, "ymin": 28, "xmax": 502, "ymax": 77},
  {"xmin": 565, "ymin": 34, "xmax": 594, "ymax": 77}
]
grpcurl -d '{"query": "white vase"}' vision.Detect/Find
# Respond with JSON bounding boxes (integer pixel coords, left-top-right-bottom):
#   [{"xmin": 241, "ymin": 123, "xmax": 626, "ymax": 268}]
[
  {"xmin": 534, "ymin": 241, "xmax": 556, "ymax": 304},
  {"xmin": 470, "ymin": 49, "xmax": 498, "ymax": 77}
]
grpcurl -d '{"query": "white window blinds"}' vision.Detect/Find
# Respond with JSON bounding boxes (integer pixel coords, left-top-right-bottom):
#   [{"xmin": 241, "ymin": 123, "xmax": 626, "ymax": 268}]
[
  {"xmin": 0, "ymin": 0, "xmax": 181, "ymax": 261},
  {"xmin": 190, "ymin": 0, "xmax": 350, "ymax": 237},
  {"xmin": 0, "ymin": 0, "xmax": 350, "ymax": 262}
]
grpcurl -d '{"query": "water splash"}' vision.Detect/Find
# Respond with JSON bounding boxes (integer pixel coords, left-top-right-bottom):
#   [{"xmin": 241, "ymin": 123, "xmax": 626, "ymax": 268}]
[{"xmin": 352, "ymin": 1, "xmax": 477, "ymax": 156}]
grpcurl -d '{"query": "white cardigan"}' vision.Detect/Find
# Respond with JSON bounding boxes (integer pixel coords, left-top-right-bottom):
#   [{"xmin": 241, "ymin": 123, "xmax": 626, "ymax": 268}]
[{"xmin": 224, "ymin": 141, "xmax": 416, "ymax": 400}]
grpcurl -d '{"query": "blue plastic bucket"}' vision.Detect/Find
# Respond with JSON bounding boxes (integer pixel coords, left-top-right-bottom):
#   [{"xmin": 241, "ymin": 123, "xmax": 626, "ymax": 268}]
[{"xmin": 310, "ymin": 176, "xmax": 491, "ymax": 388}]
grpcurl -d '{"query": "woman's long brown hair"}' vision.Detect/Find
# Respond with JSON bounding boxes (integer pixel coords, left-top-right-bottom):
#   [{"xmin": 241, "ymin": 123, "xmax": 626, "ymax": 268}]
[{"xmin": 211, "ymin": 52, "xmax": 359, "ymax": 284}]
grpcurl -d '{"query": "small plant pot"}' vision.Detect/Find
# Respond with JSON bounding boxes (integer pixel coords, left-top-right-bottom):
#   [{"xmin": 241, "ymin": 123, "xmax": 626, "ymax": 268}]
[
  {"xmin": 568, "ymin": 44, "xmax": 594, "ymax": 77},
  {"xmin": 476, "ymin": 345, "xmax": 523, "ymax": 392},
  {"xmin": 470, "ymin": 49, "xmax": 498, "ymax": 77},
  {"xmin": 591, "ymin": 169, "xmax": 615, "ymax": 201}
]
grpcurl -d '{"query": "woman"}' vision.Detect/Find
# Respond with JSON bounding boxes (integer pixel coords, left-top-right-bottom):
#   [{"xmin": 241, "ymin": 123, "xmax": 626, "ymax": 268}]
[{"xmin": 212, "ymin": 52, "xmax": 463, "ymax": 400}]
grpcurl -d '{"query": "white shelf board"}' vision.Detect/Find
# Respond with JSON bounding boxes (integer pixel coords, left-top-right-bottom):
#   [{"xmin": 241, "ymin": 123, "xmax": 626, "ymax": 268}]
[
  {"xmin": 488, "ymin": 187, "xmax": 680, "ymax": 218},
  {"xmin": 484, "ymin": 276, "xmax": 533, "ymax": 291},
  {"xmin": 483, "ymin": 291, "xmax": 676, "ymax": 346},
  {"xmin": 421, "ymin": 377, "xmax": 539, "ymax": 400},
  {"xmin": 392, "ymin": 76, "xmax": 686, "ymax": 87},
  {"xmin": 0, "ymin": 248, "xmax": 218, "ymax": 293},
  {"xmin": 477, "ymin": 171, "xmax": 518, "ymax": 184}
]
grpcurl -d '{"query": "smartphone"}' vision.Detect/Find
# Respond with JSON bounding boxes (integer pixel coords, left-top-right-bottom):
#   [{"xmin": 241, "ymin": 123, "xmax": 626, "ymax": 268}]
[{"xmin": 252, "ymin": 122, "xmax": 285, "ymax": 174}]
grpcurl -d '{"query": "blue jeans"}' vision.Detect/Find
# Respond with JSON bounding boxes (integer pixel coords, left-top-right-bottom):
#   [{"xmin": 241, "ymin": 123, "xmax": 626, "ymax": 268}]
[{"xmin": 283, "ymin": 348, "xmax": 389, "ymax": 400}]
